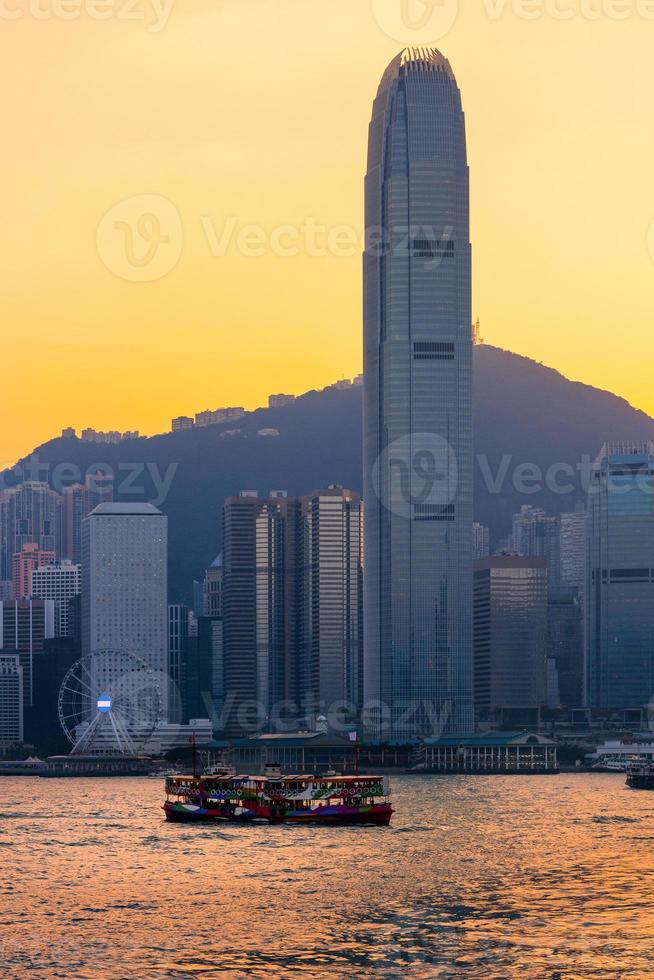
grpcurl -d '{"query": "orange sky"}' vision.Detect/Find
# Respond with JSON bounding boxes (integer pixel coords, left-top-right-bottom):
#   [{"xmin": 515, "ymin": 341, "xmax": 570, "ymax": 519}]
[{"xmin": 2, "ymin": 0, "xmax": 654, "ymax": 466}]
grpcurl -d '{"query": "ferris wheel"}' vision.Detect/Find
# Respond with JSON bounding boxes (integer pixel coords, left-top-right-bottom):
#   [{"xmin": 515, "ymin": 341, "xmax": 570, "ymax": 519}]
[{"xmin": 58, "ymin": 651, "xmax": 165, "ymax": 756}]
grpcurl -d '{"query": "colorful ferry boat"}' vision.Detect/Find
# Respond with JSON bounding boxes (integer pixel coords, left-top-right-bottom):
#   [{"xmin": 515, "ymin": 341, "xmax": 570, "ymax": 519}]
[{"xmin": 163, "ymin": 771, "xmax": 393, "ymax": 825}]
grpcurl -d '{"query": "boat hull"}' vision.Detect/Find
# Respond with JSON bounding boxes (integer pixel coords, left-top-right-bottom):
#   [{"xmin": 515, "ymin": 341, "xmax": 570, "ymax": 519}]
[
  {"xmin": 626, "ymin": 774, "xmax": 654, "ymax": 790},
  {"xmin": 163, "ymin": 801, "xmax": 393, "ymax": 826}
]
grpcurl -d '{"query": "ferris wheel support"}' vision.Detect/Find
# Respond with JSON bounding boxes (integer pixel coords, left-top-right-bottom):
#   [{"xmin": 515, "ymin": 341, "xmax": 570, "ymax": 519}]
[{"xmin": 58, "ymin": 651, "xmax": 164, "ymax": 757}]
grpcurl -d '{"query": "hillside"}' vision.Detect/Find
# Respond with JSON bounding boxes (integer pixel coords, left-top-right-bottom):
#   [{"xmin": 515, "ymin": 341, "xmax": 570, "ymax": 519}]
[{"xmin": 7, "ymin": 346, "xmax": 654, "ymax": 601}]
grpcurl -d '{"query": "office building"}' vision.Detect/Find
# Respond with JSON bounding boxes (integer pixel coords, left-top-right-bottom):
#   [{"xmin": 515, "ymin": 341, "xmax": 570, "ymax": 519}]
[
  {"xmin": 363, "ymin": 48, "xmax": 474, "ymax": 738},
  {"xmin": 547, "ymin": 586, "xmax": 583, "ymax": 709},
  {"xmin": 586, "ymin": 442, "xmax": 654, "ymax": 710},
  {"xmin": 473, "ymin": 523, "xmax": 490, "ymax": 561},
  {"xmin": 82, "ymin": 503, "xmax": 168, "ymax": 714},
  {"xmin": 301, "ymin": 487, "xmax": 363, "ymax": 725},
  {"xmin": 0, "ymin": 599, "xmax": 55, "ymax": 712},
  {"xmin": 0, "ymin": 653, "xmax": 23, "ymax": 745},
  {"xmin": 222, "ymin": 491, "xmax": 301, "ymax": 735},
  {"xmin": 474, "ymin": 556, "xmax": 548, "ymax": 721},
  {"xmin": 560, "ymin": 505, "xmax": 586, "ymax": 593},
  {"xmin": 203, "ymin": 555, "xmax": 223, "ymax": 618}
]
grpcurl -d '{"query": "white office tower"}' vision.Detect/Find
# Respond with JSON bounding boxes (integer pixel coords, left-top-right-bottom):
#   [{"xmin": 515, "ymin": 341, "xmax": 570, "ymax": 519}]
[
  {"xmin": 82, "ymin": 503, "xmax": 169, "ymax": 730},
  {"xmin": 31, "ymin": 560, "xmax": 80, "ymax": 637}
]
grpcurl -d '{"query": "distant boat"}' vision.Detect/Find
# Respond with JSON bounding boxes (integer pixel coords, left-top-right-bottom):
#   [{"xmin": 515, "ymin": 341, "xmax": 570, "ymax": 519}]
[{"xmin": 626, "ymin": 763, "xmax": 654, "ymax": 791}]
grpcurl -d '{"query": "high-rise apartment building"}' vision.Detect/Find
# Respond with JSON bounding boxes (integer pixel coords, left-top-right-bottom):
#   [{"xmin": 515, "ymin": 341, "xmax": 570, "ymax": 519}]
[
  {"xmin": 61, "ymin": 471, "xmax": 114, "ymax": 564},
  {"xmin": 474, "ymin": 557, "xmax": 548, "ymax": 720},
  {"xmin": 31, "ymin": 560, "xmax": 80, "ymax": 637},
  {"xmin": 1, "ymin": 482, "xmax": 60, "ymax": 587},
  {"xmin": 511, "ymin": 505, "xmax": 561, "ymax": 588},
  {"xmin": 363, "ymin": 48, "xmax": 474, "ymax": 738},
  {"xmin": 586, "ymin": 443, "xmax": 654, "ymax": 710},
  {"xmin": 11, "ymin": 543, "xmax": 55, "ymax": 600}
]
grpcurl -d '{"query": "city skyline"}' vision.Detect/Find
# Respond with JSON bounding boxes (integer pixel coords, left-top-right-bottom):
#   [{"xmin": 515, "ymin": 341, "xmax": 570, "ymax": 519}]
[{"xmin": 3, "ymin": 3, "xmax": 654, "ymax": 465}]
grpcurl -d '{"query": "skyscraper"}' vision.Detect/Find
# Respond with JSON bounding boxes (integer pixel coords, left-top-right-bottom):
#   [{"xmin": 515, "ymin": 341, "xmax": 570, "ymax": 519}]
[
  {"xmin": 586, "ymin": 442, "xmax": 654, "ymax": 711},
  {"xmin": 560, "ymin": 504, "xmax": 587, "ymax": 594},
  {"xmin": 222, "ymin": 491, "xmax": 301, "ymax": 735},
  {"xmin": 547, "ymin": 586, "xmax": 583, "ymax": 708},
  {"xmin": 0, "ymin": 598, "xmax": 55, "ymax": 712},
  {"xmin": 301, "ymin": 487, "xmax": 363, "ymax": 725},
  {"xmin": 472, "ymin": 522, "xmax": 490, "ymax": 562},
  {"xmin": 82, "ymin": 503, "xmax": 168, "ymax": 713},
  {"xmin": 473, "ymin": 557, "xmax": 549, "ymax": 723},
  {"xmin": 1, "ymin": 482, "xmax": 60, "ymax": 590},
  {"xmin": 511, "ymin": 505, "xmax": 561, "ymax": 588},
  {"xmin": 0, "ymin": 653, "xmax": 23, "ymax": 746},
  {"xmin": 363, "ymin": 49, "xmax": 473, "ymax": 737}
]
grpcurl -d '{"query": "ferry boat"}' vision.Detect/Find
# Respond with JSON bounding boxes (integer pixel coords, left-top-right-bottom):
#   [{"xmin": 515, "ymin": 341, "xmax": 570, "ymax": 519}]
[
  {"xmin": 626, "ymin": 762, "xmax": 654, "ymax": 790},
  {"xmin": 163, "ymin": 770, "xmax": 393, "ymax": 826}
]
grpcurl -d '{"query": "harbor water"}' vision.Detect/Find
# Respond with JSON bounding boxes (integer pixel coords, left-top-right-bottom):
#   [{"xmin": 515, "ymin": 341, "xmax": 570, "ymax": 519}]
[{"xmin": 1, "ymin": 773, "xmax": 653, "ymax": 978}]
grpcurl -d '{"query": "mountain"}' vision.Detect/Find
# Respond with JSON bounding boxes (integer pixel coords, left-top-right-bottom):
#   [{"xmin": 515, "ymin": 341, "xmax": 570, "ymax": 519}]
[{"xmin": 6, "ymin": 345, "xmax": 654, "ymax": 602}]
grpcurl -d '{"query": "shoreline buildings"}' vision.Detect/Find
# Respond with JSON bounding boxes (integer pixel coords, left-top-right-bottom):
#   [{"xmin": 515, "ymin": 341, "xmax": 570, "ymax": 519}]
[
  {"xmin": 586, "ymin": 442, "xmax": 654, "ymax": 712},
  {"xmin": 363, "ymin": 49, "xmax": 474, "ymax": 737}
]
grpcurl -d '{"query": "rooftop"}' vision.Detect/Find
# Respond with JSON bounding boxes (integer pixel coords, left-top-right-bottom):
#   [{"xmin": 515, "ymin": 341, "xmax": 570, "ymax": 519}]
[
  {"xmin": 90, "ymin": 503, "xmax": 163, "ymax": 517},
  {"xmin": 379, "ymin": 47, "xmax": 455, "ymax": 94}
]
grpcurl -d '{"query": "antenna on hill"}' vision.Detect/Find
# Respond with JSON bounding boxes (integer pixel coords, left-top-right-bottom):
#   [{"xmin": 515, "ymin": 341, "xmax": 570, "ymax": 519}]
[{"xmin": 472, "ymin": 317, "xmax": 483, "ymax": 345}]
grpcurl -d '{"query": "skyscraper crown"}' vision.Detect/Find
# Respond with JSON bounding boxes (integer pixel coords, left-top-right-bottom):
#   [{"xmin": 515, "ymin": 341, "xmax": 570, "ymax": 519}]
[{"xmin": 378, "ymin": 47, "xmax": 455, "ymax": 94}]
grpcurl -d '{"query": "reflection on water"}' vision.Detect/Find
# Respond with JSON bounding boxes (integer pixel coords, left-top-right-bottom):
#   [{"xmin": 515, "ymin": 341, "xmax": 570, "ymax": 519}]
[{"xmin": 1, "ymin": 774, "xmax": 653, "ymax": 978}]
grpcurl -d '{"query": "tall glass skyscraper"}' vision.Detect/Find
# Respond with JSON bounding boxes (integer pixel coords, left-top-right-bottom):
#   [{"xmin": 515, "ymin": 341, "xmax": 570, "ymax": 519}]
[
  {"xmin": 363, "ymin": 49, "xmax": 473, "ymax": 738},
  {"xmin": 586, "ymin": 442, "xmax": 654, "ymax": 711}
]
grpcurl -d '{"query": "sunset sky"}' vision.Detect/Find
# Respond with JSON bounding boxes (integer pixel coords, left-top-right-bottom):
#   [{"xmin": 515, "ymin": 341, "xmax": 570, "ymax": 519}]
[{"xmin": 3, "ymin": 0, "xmax": 654, "ymax": 466}]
